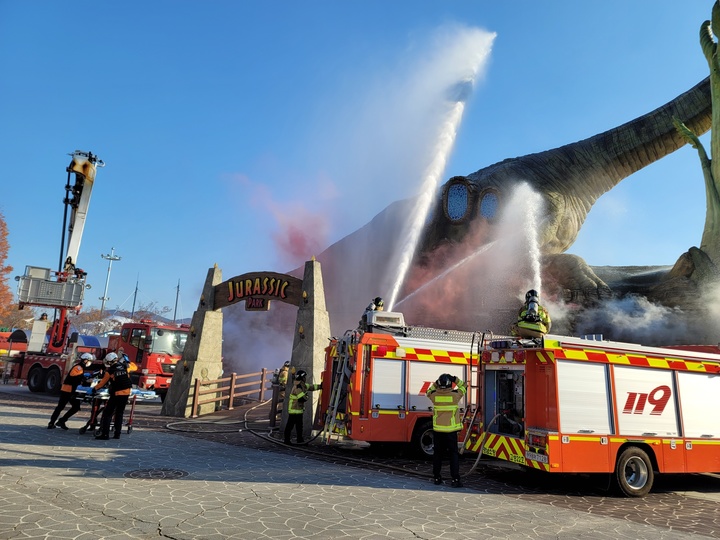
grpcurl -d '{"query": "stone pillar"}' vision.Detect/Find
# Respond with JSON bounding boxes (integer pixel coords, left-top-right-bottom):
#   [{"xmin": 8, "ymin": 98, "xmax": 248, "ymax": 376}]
[
  {"xmin": 161, "ymin": 265, "xmax": 224, "ymax": 418},
  {"xmin": 281, "ymin": 258, "xmax": 331, "ymax": 440}
]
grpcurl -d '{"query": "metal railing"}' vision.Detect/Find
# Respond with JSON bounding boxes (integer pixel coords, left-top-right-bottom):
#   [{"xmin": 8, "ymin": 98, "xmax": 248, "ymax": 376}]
[{"xmin": 190, "ymin": 368, "xmax": 274, "ymax": 418}]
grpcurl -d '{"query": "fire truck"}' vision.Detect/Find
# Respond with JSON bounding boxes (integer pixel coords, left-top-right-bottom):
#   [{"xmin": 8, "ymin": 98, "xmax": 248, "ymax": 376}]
[
  {"xmin": 7, "ymin": 150, "xmax": 104, "ymax": 393},
  {"xmin": 464, "ymin": 334, "xmax": 720, "ymax": 497},
  {"xmin": 317, "ymin": 310, "xmax": 481, "ymax": 457},
  {"xmin": 319, "ymin": 310, "xmax": 720, "ymax": 496},
  {"xmin": 107, "ymin": 319, "xmax": 189, "ymax": 401}
]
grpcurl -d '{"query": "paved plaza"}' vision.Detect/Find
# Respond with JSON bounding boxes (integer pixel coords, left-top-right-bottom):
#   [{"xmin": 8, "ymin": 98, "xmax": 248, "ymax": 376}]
[{"xmin": 0, "ymin": 386, "xmax": 713, "ymax": 539}]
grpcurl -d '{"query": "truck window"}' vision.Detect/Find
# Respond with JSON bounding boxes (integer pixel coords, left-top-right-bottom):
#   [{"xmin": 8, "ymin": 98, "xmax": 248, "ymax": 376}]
[
  {"xmin": 130, "ymin": 329, "xmax": 146, "ymax": 349},
  {"xmin": 149, "ymin": 328, "xmax": 187, "ymax": 355}
]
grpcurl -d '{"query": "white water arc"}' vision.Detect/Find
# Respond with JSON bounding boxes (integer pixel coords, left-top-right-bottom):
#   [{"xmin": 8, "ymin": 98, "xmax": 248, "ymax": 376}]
[
  {"xmin": 394, "ymin": 239, "xmax": 497, "ymax": 309},
  {"xmin": 387, "ymin": 101, "xmax": 465, "ymax": 311},
  {"xmin": 514, "ymin": 183, "xmax": 544, "ymax": 294}
]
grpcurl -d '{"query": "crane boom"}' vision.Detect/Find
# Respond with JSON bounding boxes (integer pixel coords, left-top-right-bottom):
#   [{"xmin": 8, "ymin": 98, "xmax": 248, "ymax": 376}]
[
  {"xmin": 15, "ymin": 150, "xmax": 104, "ymax": 354},
  {"xmin": 64, "ymin": 150, "xmax": 104, "ymax": 270}
]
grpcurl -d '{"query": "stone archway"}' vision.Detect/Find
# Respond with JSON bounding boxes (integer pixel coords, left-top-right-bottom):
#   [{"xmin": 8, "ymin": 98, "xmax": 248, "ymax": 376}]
[{"xmin": 161, "ymin": 258, "xmax": 330, "ymax": 431}]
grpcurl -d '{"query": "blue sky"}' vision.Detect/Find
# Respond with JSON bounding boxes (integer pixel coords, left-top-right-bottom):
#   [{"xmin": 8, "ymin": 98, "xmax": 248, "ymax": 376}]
[{"xmin": 0, "ymin": 1, "xmax": 714, "ymax": 319}]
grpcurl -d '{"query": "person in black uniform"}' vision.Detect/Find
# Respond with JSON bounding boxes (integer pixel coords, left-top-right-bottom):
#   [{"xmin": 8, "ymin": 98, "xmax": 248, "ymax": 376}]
[
  {"xmin": 93, "ymin": 352, "xmax": 133, "ymax": 440},
  {"xmin": 48, "ymin": 352, "xmax": 94, "ymax": 430}
]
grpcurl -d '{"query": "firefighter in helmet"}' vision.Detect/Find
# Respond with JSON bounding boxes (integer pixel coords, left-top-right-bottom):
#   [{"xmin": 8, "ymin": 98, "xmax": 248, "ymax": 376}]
[
  {"xmin": 426, "ymin": 373, "xmax": 467, "ymax": 488},
  {"xmin": 93, "ymin": 352, "xmax": 133, "ymax": 440},
  {"xmin": 512, "ymin": 289, "xmax": 552, "ymax": 339},
  {"xmin": 283, "ymin": 369, "xmax": 321, "ymax": 445},
  {"xmin": 278, "ymin": 361, "xmax": 290, "ymax": 387},
  {"xmin": 359, "ymin": 296, "xmax": 385, "ymax": 330},
  {"xmin": 48, "ymin": 352, "xmax": 95, "ymax": 429}
]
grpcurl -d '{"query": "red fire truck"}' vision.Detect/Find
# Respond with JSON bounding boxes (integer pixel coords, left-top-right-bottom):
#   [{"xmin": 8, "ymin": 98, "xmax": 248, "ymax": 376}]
[
  {"xmin": 464, "ymin": 334, "xmax": 720, "ymax": 496},
  {"xmin": 319, "ymin": 310, "xmax": 720, "ymax": 496},
  {"xmin": 317, "ymin": 310, "xmax": 480, "ymax": 457},
  {"xmin": 108, "ymin": 319, "xmax": 189, "ymax": 401}
]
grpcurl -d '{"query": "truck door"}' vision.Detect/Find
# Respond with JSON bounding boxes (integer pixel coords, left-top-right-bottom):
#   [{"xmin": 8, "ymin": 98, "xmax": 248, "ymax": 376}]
[
  {"xmin": 367, "ymin": 357, "xmax": 406, "ymax": 441},
  {"xmin": 556, "ymin": 360, "xmax": 612, "ymax": 472},
  {"xmin": 673, "ymin": 371, "xmax": 720, "ymax": 472}
]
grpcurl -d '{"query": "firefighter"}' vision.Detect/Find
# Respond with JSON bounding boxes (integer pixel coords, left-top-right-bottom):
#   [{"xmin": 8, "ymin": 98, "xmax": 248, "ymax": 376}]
[
  {"xmin": 48, "ymin": 352, "xmax": 94, "ymax": 429},
  {"xmin": 359, "ymin": 296, "xmax": 385, "ymax": 330},
  {"xmin": 283, "ymin": 369, "xmax": 321, "ymax": 445},
  {"xmin": 278, "ymin": 361, "xmax": 290, "ymax": 387},
  {"xmin": 272, "ymin": 361, "xmax": 291, "ymax": 420},
  {"xmin": 513, "ymin": 289, "xmax": 552, "ymax": 339},
  {"xmin": 93, "ymin": 352, "xmax": 133, "ymax": 440},
  {"xmin": 426, "ymin": 373, "xmax": 466, "ymax": 488},
  {"xmin": 117, "ymin": 347, "xmax": 138, "ymax": 372}
]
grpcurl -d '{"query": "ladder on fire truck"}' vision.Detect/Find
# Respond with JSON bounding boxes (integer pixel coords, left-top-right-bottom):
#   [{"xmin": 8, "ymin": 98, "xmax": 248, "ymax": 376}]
[
  {"xmin": 460, "ymin": 331, "xmax": 485, "ymax": 453},
  {"xmin": 321, "ymin": 330, "xmax": 358, "ymax": 444}
]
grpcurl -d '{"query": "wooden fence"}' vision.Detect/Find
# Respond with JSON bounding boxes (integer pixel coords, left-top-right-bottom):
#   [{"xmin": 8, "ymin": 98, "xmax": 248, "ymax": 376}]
[{"xmin": 190, "ymin": 368, "xmax": 274, "ymax": 418}]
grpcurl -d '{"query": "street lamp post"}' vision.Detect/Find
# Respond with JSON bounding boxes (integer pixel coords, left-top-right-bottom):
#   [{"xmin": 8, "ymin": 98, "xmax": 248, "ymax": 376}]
[{"xmin": 100, "ymin": 247, "xmax": 121, "ymax": 315}]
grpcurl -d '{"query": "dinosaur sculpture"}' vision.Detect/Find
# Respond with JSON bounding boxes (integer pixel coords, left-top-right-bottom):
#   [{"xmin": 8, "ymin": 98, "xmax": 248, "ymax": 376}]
[{"xmin": 417, "ymin": 77, "xmax": 712, "ymax": 302}]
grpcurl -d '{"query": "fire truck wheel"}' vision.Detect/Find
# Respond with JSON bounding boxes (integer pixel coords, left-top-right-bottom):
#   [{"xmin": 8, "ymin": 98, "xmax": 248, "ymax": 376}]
[
  {"xmin": 44, "ymin": 367, "xmax": 62, "ymax": 394},
  {"xmin": 411, "ymin": 419, "xmax": 435, "ymax": 460},
  {"xmin": 27, "ymin": 366, "xmax": 46, "ymax": 393},
  {"xmin": 615, "ymin": 447, "xmax": 654, "ymax": 497}
]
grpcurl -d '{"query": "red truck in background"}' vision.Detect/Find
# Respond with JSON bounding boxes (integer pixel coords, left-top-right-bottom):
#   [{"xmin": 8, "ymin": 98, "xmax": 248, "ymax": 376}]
[{"xmin": 107, "ymin": 319, "xmax": 189, "ymax": 401}]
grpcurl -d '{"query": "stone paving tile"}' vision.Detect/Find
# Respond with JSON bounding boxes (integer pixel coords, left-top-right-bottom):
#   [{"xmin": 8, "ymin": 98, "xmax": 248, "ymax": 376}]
[{"xmin": 0, "ymin": 390, "xmax": 716, "ymax": 539}]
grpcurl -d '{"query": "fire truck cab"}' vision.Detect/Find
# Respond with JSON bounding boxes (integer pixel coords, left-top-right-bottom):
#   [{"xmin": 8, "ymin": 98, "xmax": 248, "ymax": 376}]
[
  {"xmin": 466, "ymin": 334, "xmax": 720, "ymax": 497},
  {"xmin": 108, "ymin": 319, "xmax": 188, "ymax": 401}
]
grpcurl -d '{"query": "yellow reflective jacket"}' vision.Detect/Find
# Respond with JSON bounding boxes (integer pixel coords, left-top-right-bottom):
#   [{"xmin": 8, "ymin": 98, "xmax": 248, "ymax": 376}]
[
  {"xmin": 288, "ymin": 380, "xmax": 321, "ymax": 415},
  {"xmin": 426, "ymin": 379, "xmax": 467, "ymax": 433}
]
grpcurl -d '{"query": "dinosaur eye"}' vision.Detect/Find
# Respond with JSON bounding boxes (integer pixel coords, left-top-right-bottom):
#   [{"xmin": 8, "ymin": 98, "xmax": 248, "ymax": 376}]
[
  {"xmin": 479, "ymin": 190, "xmax": 499, "ymax": 220},
  {"xmin": 446, "ymin": 183, "xmax": 469, "ymax": 221}
]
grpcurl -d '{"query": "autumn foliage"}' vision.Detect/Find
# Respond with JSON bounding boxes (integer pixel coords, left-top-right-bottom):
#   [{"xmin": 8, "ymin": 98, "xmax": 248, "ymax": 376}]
[{"xmin": 0, "ymin": 211, "xmax": 17, "ymax": 328}]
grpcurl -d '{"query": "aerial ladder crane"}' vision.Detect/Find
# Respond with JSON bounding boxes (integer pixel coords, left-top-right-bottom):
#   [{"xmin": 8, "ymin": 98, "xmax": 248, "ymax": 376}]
[{"xmin": 11, "ymin": 150, "xmax": 104, "ymax": 392}]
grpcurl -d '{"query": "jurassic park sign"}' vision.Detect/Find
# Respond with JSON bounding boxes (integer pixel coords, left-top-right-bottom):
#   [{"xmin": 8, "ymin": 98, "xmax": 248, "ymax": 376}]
[{"xmin": 213, "ymin": 272, "xmax": 303, "ymax": 311}]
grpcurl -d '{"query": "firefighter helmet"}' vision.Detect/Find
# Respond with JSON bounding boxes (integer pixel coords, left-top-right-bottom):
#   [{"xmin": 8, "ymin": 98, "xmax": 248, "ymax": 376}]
[
  {"xmin": 295, "ymin": 369, "xmax": 307, "ymax": 381},
  {"xmin": 104, "ymin": 352, "xmax": 118, "ymax": 367},
  {"xmin": 80, "ymin": 352, "xmax": 94, "ymax": 366},
  {"xmin": 525, "ymin": 289, "xmax": 539, "ymax": 302},
  {"xmin": 374, "ymin": 297, "xmax": 384, "ymax": 309},
  {"xmin": 436, "ymin": 373, "xmax": 454, "ymax": 389}
]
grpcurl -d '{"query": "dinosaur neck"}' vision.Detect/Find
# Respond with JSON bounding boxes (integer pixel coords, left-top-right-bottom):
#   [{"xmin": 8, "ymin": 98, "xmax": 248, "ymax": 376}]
[{"xmin": 532, "ymin": 77, "xmax": 711, "ymax": 203}]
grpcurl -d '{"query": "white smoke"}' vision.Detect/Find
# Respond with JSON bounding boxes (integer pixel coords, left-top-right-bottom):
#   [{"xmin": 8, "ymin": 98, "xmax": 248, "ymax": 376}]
[{"xmin": 572, "ymin": 295, "xmax": 689, "ymax": 345}]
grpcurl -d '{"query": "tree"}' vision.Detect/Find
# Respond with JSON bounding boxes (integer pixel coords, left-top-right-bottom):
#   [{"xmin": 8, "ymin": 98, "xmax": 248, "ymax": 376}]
[{"xmin": 0, "ymin": 210, "xmax": 16, "ymax": 326}]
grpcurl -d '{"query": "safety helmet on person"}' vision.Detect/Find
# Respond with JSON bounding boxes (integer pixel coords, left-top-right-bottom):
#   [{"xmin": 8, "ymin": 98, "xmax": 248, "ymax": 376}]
[
  {"xmin": 374, "ymin": 297, "xmax": 384, "ymax": 309},
  {"xmin": 295, "ymin": 369, "xmax": 307, "ymax": 381},
  {"xmin": 79, "ymin": 352, "xmax": 94, "ymax": 367},
  {"xmin": 104, "ymin": 352, "xmax": 118, "ymax": 367},
  {"xmin": 525, "ymin": 289, "xmax": 539, "ymax": 302},
  {"xmin": 436, "ymin": 373, "xmax": 454, "ymax": 389}
]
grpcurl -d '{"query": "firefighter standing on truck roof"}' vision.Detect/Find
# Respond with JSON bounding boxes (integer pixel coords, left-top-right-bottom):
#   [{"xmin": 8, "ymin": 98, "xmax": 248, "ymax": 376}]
[
  {"xmin": 93, "ymin": 352, "xmax": 135, "ymax": 440},
  {"xmin": 48, "ymin": 352, "xmax": 94, "ymax": 430},
  {"xmin": 512, "ymin": 289, "xmax": 552, "ymax": 339},
  {"xmin": 359, "ymin": 296, "xmax": 384, "ymax": 330},
  {"xmin": 283, "ymin": 369, "xmax": 321, "ymax": 445},
  {"xmin": 426, "ymin": 373, "xmax": 467, "ymax": 488}
]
